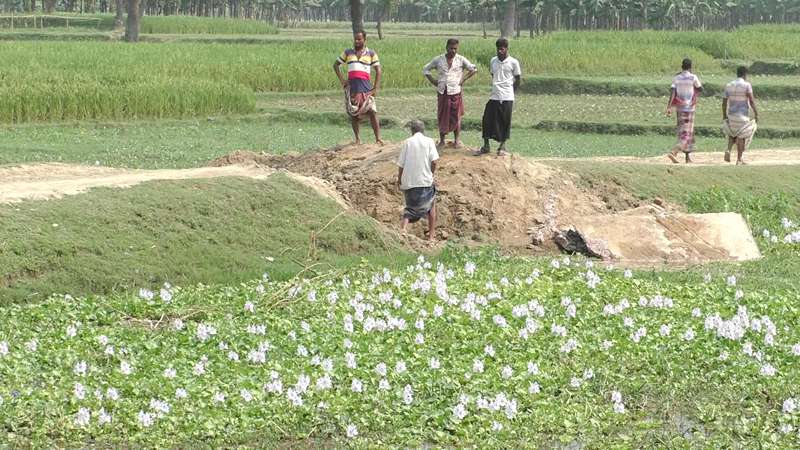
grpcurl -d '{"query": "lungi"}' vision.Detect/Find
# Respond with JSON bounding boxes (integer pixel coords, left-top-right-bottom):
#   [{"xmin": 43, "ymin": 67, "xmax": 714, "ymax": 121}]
[
  {"xmin": 722, "ymin": 116, "xmax": 757, "ymax": 149},
  {"xmin": 482, "ymin": 100, "xmax": 513, "ymax": 142},
  {"xmin": 403, "ymin": 185, "xmax": 436, "ymax": 223},
  {"xmin": 675, "ymin": 110, "xmax": 696, "ymax": 153},
  {"xmin": 437, "ymin": 91, "xmax": 464, "ymax": 134},
  {"xmin": 344, "ymin": 87, "xmax": 376, "ymax": 118}
]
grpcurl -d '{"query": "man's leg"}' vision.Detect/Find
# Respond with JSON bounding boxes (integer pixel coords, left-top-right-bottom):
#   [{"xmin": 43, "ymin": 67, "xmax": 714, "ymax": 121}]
[
  {"xmin": 685, "ymin": 151, "xmax": 692, "ymax": 163},
  {"xmin": 400, "ymin": 216, "xmax": 410, "ymax": 233},
  {"xmin": 724, "ymin": 137, "xmax": 734, "ymax": 162},
  {"xmin": 426, "ymin": 204, "xmax": 437, "ymax": 242},
  {"xmin": 351, "ymin": 116, "xmax": 361, "ymax": 145},
  {"xmin": 438, "ymin": 132, "xmax": 446, "ymax": 148},
  {"xmin": 736, "ymin": 138, "xmax": 747, "ymax": 165},
  {"xmin": 368, "ymin": 111, "xmax": 383, "ymax": 145},
  {"xmin": 453, "ymin": 127, "xmax": 461, "ymax": 148}
]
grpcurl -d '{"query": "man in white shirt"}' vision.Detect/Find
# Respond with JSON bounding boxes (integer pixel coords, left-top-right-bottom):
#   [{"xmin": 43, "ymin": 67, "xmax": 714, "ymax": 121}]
[
  {"xmin": 396, "ymin": 120, "xmax": 440, "ymax": 241},
  {"xmin": 423, "ymin": 39, "xmax": 478, "ymax": 149},
  {"xmin": 722, "ymin": 66, "xmax": 759, "ymax": 165},
  {"xmin": 476, "ymin": 38, "xmax": 521, "ymax": 157}
]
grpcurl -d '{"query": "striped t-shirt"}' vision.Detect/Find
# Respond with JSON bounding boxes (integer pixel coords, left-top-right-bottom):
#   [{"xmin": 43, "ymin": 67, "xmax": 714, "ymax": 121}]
[
  {"xmin": 724, "ymin": 78, "xmax": 753, "ymax": 119},
  {"xmin": 671, "ymin": 71, "xmax": 702, "ymax": 113},
  {"xmin": 337, "ymin": 48, "xmax": 380, "ymax": 94}
]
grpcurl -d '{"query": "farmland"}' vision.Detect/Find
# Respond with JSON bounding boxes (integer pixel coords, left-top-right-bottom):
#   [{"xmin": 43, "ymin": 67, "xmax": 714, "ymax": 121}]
[{"xmin": 1, "ymin": 19, "xmax": 800, "ymax": 447}]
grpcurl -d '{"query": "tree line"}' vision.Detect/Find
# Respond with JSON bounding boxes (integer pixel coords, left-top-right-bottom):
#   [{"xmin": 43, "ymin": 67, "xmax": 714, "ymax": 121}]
[{"xmin": 2, "ymin": 0, "xmax": 799, "ymax": 41}]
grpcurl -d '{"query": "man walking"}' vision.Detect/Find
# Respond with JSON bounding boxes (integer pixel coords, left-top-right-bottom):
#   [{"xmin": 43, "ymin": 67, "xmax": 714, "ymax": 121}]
[
  {"xmin": 333, "ymin": 30, "xmax": 383, "ymax": 145},
  {"xmin": 722, "ymin": 66, "xmax": 759, "ymax": 165},
  {"xmin": 476, "ymin": 38, "xmax": 521, "ymax": 157},
  {"xmin": 665, "ymin": 58, "xmax": 703, "ymax": 163},
  {"xmin": 423, "ymin": 38, "xmax": 478, "ymax": 149},
  {"xmin": 397, "ymin": 120, "xmax": 439, "ymax": 241}
]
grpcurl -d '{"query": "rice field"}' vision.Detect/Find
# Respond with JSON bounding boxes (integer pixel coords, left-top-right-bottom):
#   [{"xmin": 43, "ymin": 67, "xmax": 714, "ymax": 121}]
[{"xmin": 2, "ymin": 26, "xmax": 799, "ymax": 122}]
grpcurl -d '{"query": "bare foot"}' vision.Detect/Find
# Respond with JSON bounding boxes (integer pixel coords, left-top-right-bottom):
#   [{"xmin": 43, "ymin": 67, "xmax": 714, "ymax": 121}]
[
  {"xmin": 667, "ymin": 153, "xmax": 679, "ymax": 164},
  {"xmin": 376, "ymin": 139, "xmax": 385, "ymax": 146},
  {"xmin": 453, "ymin": 141, "xmax": 464, "ymax": 149},
  {"xmin": 354, "ymin": 139, "xmax": 362, "ymax": 145},
  {"xmin": 473, "ymin": 147, "xmax": 490, "ymax": 156},
  {"xmin": 497, "ymin": 149, "xmax": 510, "ymax": 157},
  {"xmin": 736, "ymin": 159, "xmax": 748, "ymax": 166},
  {"xmin": 724, "ymin": 151, "xmax": 731, "ymax": 163}
]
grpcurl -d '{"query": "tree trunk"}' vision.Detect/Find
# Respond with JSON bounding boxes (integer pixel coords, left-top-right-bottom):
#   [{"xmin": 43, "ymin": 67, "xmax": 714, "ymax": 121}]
[
  {"xmin": 349, "ymin": 0, "xmax": 363, "ymax": 35},
  {"xmin": 114, "ymin": 0, "xmax": 125, "ymax": 29},
  {"xmin": 44, "ymin": 0, "xmax": 55, "ymax": 13},
  {"xmin": 501, "ymin": 0, "xmax": 516, "ymax": 38},
  {"xmin": 125, "ymin": 0, "xmax": 141, "ymax": 42}
]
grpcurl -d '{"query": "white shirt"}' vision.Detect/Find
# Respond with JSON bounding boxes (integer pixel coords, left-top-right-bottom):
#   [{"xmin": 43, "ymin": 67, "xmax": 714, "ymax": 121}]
[
  {"xmin": 397, "ymin": 132, "xmax": 439, "ymax": 190},
  {"xmin": 671, "ymin": 71, "xmax": 702, "ymax": 113},
  {"xmin": 724, "ymin": 78, "xmax": 753, "ymax": 119},
  {"xmin": 422, "ymin": 53, "xmax": 477, "ymax": 95},
  {"xmin": 489, "ymin": 56, "xmax": 522, "ymax": 101}
]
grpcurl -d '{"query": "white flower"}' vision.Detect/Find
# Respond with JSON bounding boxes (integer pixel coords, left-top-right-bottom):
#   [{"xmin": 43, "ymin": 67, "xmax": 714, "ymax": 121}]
[
  {"xmin": 719, "ymin": 351, "xmax": 730, "ymax": 361},
  {"xmin": 195, "ymin": 323, "xmax": 217, "ymax": 342},
  {"xmin": 613, "ymin": 402, "xmax": 626, "ymax": 414},
  {"xmin": 25, "ymin": 339, "xmax": 37, "ymax": 352},
  {"xmin": 402, "ymin": 384, "xmax": 413, "ymax": 405},
  {"xmin": 560, "ymin": 338, "xmax": 578, "ymax": 354},
  {"xmin": 601, "ymin": 340, "xmax": 614, "ymax": 351},
  {"xmin": 106, "ymin": 387, "xmax": 119, "ymax": 402},
  {"xmin": 433, "ymin": 304, "xmax": 444, "ymax": 317},
  {"xmin": 429, "ymin": 357, "xmax": 441, "ymax": 370},
  {"xmin": 175, "ymin": 388, "xmax": 188, "ymax": 400},
  {"xmin": 726, "ymin": 275, "xmax": 737, "ymax": 286},
  {"xmin": 484, "ymin": 344, "xmax": 496, "ymax": 357},
  {"xmin": 240, "ymin": 389, "xmax": 253, "ymax": 402},
  {"xmin": 228, "ymin": 351, "xmax": 239, "ymax": 362},
  {"xmin": 346, "ymin": 424, "xmax": 359, "ymax": 439},
  {"xmin": 351, "ymin": 378, "xmax": 363, "ymax": 393},
  {"xmin": 345, "ymin": 352, "xmax": 357, "ymax": 369},
  {"xmin": 0, "ymin": 341, "xmax": 8, "ymax": 356},
  {"xmin": 472, "ymin": 359, "xmax": 484, "ymax": 373},
  {"xmin": 137, "ymin": 410, "xmax": 154, "ymax": 428},
  {"xmin": 703, "ymin": 273, "xmax": 712, "ymax": 283},
  {"xmin": 74, "ymin": 382, "xmax": 86, "ymax": 400},
  {"xmin": 66, "ymin": 324, "xmax": 78, "ymax": 338},
  {"xmin": 415, "ymin": 333, "xmax": 425, "ymax": 345},
  {"xmin": 660, "ymin": 324, "xmax": 671, "ymax": 336},
  {"xmin": 97, "ymin": 408, "xmax": 112, "ymax": 426},
  {"xmin": 163, "ymin": 367, "xmax": 177, "ymax": 379},
  {"xmin": 623, "ymin": 269, "xmax": 633, "ymax": 278},
  {"xmin": 528, "ymin": 382, "xmax": 541, "ymax": 394},
  {"xmin": 395, "ymin": 360, "xmax": 407, "ymax": 374},
  {"xmin": 244, "ymin": 301, "xmax": 255, "ymax": 313},
  {"xmin": 611, "ymin": 391, "xmax": 623, "ymax": 403},
  {"xmin": 74, "ymin": 361, "xmax": 88, "ymax": 377},
  {"xmin": 760, "ymin": 363, "xmax": 777, "ymax": 377},
  {"xmin": 683, "ymin": 328, "xmax": 696, "ymax": 341},
  {"xmin": 149, "ymin": 398, "xmax": 170, "ymax": 416},
  {"xmin": 570, "ymin": 377, "xmax": 582, "ymax": 388},
  {"xmin": 783, "ymin": 398, "xmax": 797, "ymax": 414},
  {"xmin": 378, "ymin": 378, "xmax": 390, "ymax": 391},
  {"xmin": 75, "ymin": 407, "xmax": 91, "ymax": 427},
  {"xmin": 160, "ymin": 288, "xmax": 172, "ymax": 303},
  {"xmin": 491, "ymin": 421, "xmax": 503, "ymax": 432},
  {"xmin": 138, "ymin": 288, "xmax": 154, "ymax": 301},
  {"xmin": 375, "ymin": 362, "xmax": 388, "ymax": 377},
  {"xmin": 173, "ymin": 319, "xmax": 185, "ymax": 330},
  {"xmin": 583, "ymin": 368, "xmax": 594, "ymax": 380},
  {"xmin": 779, "ymin": 424, "xmax": 794, "ymax": 434},
  {"xmin": 791, "ymin": 343, "xmax": 800, "ymax": 356},
  {"xmin": 452, "ymin": 403, "xmax": 468, "ymax": 421},
  {"xmin": 623, "ymin": 317, "xmax": 634, "ymax": 328},
  {"xmin": 464, "ymin": 261, "xmax": 476, "ymax": 276},
  {"xmin": 501, "ymin": 366, "xmax": 513, "ymax": 379},
  {"xmin": 213, "ymin": 392, "xmax": 226, "ymax": 403}
]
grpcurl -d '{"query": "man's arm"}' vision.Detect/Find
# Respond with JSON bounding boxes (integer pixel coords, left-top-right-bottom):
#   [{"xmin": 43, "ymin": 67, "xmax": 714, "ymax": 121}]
[
  {"xmin": 333, "ymin": 61, "xmax": 346, "ymax": 88},
  {"xmin": 513, "ymin": 75, "xmax": 521, "ymax": 93},
  {"xmin": 666, "ymin": 88, "xmax": 676, "ymax": 116},
  {"xmin": 423, "ymin": 57, "xmax": 438, "ymax": 87},
  {"xmin": 372, "ymin": 65, "xmax": 382, "ymax": 96},
  {"xmin": 430, "ymin": 160, "xmax": 437, "ymax": 176},
  {"xmin": 748, "ymin": 92, "xmax": 759, "ymax": 122},
  {"xmin": 722, "ymin": 98, "xmax": 728, "ymax": 120},
  {"xmin": 397, "ymin": 167, "xmax": 403, "ymax": 188},
  {"xmin": 460, "ymin": 59, "xmax": 478, "ymax": 86}
]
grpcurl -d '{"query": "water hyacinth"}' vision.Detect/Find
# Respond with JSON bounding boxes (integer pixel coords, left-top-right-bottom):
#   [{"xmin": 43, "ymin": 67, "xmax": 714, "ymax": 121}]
[{"xmin": 0, "ymin": 254, "xmax": 798, "ymax": 447}]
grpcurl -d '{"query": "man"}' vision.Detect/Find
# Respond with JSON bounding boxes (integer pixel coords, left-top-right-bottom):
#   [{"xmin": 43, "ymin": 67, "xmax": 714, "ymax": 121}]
[
  {"xmin": 397, "ymin": 120, "xmax": 439, "ymax": 241},
  {"xmin": 722, "ymin": 66, "xmax": 759, "ymax": 165},
  {"xmin": 476, "ymin": 38, "xmax": 521, "ymax": 157},
  {"xmin": 333, "ymin": 30, "xmax": 383, "ymax": 145},
  {"xmin": 665, "ymin": 58, "xmax": 703, "ymax": 163},
  {"xmin": 423, "ymin": 38, "xmax": 478, "ymax": 149}
]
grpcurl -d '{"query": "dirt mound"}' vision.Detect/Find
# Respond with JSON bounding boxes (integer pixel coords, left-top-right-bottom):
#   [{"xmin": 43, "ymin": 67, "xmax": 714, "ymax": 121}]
[{"xmin": 215, "ymin": 144, "xmax": 617, "ymax": 248}]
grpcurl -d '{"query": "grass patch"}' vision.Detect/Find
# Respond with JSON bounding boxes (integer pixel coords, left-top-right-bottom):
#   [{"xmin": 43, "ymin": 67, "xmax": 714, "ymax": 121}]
[{"xmin": 0, "ymin": 174, "xmax": 406, "ymax": 304}]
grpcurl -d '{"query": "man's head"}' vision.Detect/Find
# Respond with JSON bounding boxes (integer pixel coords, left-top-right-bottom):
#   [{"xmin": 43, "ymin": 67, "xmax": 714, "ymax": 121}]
[
  {"xmin": 353, "ymin": 30, "xmax": 366, "ymax": 50},
  {"xmin": 496, "ymin": 38, "xmax": 509, "ymax": 60},
  {"xmin": 446, "ymin": 38, "xmax": 459, "ymax": 58},
  {"xmin": 406, "ymin": 119, "xmax": 425, "ymax": 135},
  {"xmin": 737, "ymin": 65, "xmax": 748, "ymax": 79},
  {"xmin": 682, "ymin": 58, "xmax": 692, "ymax": 71}
]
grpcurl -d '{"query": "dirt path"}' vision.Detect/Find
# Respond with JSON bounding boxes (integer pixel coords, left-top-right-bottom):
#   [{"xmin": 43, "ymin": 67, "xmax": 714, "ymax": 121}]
[
  {"xmin": 0, "ymin": 163, "xmax": 275, "ymax": 204},
  {"xmin": 536, "ymin": 148, "xmax": 800, "ymax": 166}
]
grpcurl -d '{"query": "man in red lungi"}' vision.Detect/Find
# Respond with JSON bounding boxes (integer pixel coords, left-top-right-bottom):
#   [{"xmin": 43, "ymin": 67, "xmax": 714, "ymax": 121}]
[{"xmin": 423, "ymin": 39, "xmax": 477, "ymax": 149}]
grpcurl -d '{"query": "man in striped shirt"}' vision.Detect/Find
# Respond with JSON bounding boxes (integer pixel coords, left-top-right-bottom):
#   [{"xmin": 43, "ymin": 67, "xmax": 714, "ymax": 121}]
[
  {"xmin": 722, "ymin": 66, "xmax": 759, "ymax": 165},
  {"xmin": 665, "ymin": 58, "xmax": 703, "ymax": 163},
  {"xmin": 333, "ymin": 30, "xmax": 383, "ymax": 145}
]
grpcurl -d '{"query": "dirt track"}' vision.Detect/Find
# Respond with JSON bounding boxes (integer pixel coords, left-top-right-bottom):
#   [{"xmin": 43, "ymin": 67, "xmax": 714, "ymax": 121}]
[{"xmin": 537, "ymin": 148, "xmax": 800, "ymax": 166}]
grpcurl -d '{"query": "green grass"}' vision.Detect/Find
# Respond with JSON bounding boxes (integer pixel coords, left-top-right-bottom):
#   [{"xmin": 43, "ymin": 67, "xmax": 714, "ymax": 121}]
[
  {"xmin": 0, "ymin": 174, "xmax": 406, "ymax": 304},
  {"xmin": 2, "ymin": 114, "xmax": 799, "ymax": 170}
]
